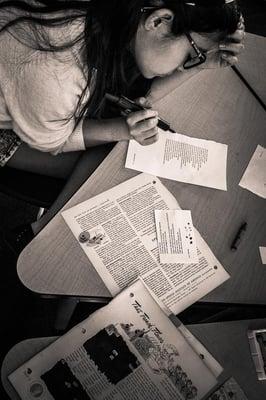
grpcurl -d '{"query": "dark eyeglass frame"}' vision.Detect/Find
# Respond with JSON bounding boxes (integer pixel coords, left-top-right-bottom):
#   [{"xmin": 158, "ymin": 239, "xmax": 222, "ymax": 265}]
[{"xmin": 183, "ymin": 32, "xmax": 207, "ymax": 69}]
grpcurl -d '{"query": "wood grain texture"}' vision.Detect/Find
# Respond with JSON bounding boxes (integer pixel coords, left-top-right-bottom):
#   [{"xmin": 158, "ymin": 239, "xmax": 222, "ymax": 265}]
[
  {"xmin": 17, "ymin": 35, "xmax": 266, "ymax": 303},
  {"xmin": 2, "ymin": 320, "xmax": 266, "ymax": 399},
  {"xmin": 238, "ymin": 33, "xmax": 266, "ymax": 105},
  {"xmin": 190, "ymin": 319, "xmax": 266, "ymax": 400}
]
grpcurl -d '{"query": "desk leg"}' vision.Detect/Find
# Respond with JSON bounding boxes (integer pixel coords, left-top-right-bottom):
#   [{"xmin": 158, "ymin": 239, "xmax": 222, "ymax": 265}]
[{"xmin": 54, "ymin": 298, "xmax": 78, "ymax": 331}]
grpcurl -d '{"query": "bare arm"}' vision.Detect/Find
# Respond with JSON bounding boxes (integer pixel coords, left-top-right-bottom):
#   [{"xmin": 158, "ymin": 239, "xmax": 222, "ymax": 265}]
[
  {"xmin": 83, "ymin": 107, "xmax": 159, "ymax": 148},
  {"xmin": 82, "ymin": 117, "xmax": 131, "ymax": 148}
]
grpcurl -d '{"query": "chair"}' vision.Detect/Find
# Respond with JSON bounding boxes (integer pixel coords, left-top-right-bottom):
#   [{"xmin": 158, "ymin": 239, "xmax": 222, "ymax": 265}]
[
  {"xmin": 0, "ymin": 166, "xmax": 65, "ymax": 209},
  {"xmin": 0, "ymin": 144, "xmax": 114, "ymax": 332}
]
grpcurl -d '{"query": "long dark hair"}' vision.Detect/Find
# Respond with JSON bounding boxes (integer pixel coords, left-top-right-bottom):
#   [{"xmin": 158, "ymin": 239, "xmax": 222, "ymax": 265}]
[{"xmin": 0, "ymin": 0, "xmax": 241, "ymax": 123}]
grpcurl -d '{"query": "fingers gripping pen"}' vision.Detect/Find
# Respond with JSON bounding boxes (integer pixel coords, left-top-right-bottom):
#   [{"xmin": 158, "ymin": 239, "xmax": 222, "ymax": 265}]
[{"xmin": 105, "ymin": 93, "xmax": 175, "ymax": 133}]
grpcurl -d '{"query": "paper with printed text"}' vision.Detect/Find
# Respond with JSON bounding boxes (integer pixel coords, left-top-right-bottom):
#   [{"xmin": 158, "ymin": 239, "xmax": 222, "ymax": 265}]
[
  {"xmin": 9, "ymin": 280, "xmax": 221, "ymax": 400},
  {"xmin": 62, "ymin": 173, "xmax": 229, "ymax": 315},
  {"xmin": 125, "ymin": 130, "xmax": 228, "ymax": 191},
  {"xmin": 154, "ymin": 210, "xmax": 198, "ymax": 264}
]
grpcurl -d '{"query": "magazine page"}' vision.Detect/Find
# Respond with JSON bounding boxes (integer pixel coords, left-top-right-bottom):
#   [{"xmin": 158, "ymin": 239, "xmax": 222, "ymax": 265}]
[
  {"xmin": 9, "ymin": 280, "xmax": 219, "ymax": 400},
  {"xmin": 62, "ymin": 173, "xmax": 229, "ymax": 315}
]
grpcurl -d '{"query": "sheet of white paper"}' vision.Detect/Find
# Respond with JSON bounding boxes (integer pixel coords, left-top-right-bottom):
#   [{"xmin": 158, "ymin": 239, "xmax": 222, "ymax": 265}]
[
  {"xmin": 239, "ymin": 145, "xmax": 266, "ymax": 199},
  {"xmin": 62, "ymin": 173, "xmax": 229, "ymax": 315},
  {"xmin": 9, "ymin": 280, "xmax": 220, "ymax": 400},
  {"xmin": 155, "ymin": 210, "xmax": 198, "ymax": 264},
  {"xmin": 259, "ymin": 247, "xmax": 266, "ymax": 264},
  {"xmin": 125, "ymin": 130, "xmax": 228, "ymax": 191}
]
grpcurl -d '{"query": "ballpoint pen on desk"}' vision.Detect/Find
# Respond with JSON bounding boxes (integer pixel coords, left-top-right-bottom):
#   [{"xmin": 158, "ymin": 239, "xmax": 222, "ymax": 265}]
[
  {"xmin": 230, "ymin": 222, "xmax": 247, "ymax": 251},
  {"xmin": 105, "ymin": 93, "xmax": 175, "ymax": 133}
]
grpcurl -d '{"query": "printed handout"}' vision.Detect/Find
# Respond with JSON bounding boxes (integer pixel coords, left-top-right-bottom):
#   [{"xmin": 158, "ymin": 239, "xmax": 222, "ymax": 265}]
[
  {"xmin": 62, "ymin": 173, "xmax": 229, "ymax": 315},
  {"xmin": 239, "ymin": 145, "xmax": 266, "ymax": 199},
  {"xmin": 125, "ymin": 130, "xmax": 228, "ymax": 191},
  {"xmin": 154, "ymin": 210, "xmax": 198, "ymax": 264},
  {"xmin": 9, "ymin": 280, "xmax": 220, "ymax": 400}
]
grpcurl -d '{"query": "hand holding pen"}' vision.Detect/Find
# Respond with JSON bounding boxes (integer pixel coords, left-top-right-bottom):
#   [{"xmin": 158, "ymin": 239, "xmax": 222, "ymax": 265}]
[
  {"xmin": 125, "ymin": 97, "xmax": 160, "ymax": 146},
  {"xmin": 105, "ymin": 93, "xmax": 174, "ymax": 146}
]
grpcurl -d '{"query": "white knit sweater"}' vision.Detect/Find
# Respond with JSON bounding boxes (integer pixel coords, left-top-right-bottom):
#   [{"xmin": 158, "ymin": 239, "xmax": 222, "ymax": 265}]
[{"xmin": 0, "ymin": 18, "xmax": 87, "ymax": 155}]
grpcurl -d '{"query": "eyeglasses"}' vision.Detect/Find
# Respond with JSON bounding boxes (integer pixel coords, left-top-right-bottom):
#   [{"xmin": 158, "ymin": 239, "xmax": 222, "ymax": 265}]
[
  {"xmin": 183, "ymin": 32, "xmax": 206, "ymax": 69},
  {"xmin": 141, "ymin": 8, "xmax": 207, "ymax": 70}
]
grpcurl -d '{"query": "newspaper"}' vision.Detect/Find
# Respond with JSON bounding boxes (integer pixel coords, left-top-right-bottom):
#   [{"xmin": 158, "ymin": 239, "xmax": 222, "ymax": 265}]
[
  {"xmin": 9, "ymin": 280, "xmax": 220, "ymax": 400},
  {"xmin": 125, "ymin": 131, "xmax": 228, "ymax": 191},
  {"xmin": 62, "ymin": 173, "xmax": 229, "ymax": 315}
]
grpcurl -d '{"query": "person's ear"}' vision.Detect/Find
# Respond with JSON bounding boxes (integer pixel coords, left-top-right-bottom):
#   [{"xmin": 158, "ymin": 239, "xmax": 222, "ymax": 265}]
[{"xmin": 144, "ymin": 9, "xmax": 174, "ymax": 32}]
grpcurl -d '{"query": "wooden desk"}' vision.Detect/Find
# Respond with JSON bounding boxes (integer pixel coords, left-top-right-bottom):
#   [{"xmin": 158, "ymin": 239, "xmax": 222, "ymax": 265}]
[
  {"xmin": 2, "ymin": 319, "xmax": 266, "ymax": 400},
  {"xmin": 17, "ymin": 34, "xmax": 266, "ymax": 304},
  {"xmin": 1, "ymin": 337, "xmax": 56, "ymax": 400},
  {"xmin": 238, "ymin": 33, "xmax": 266, "ymax": 105}
]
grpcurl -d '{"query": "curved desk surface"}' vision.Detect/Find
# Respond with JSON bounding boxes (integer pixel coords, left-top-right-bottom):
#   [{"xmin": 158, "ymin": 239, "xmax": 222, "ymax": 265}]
[
  {"xmin": 2, "ymin": 319, "xmax": 266, "ymax": 400},
  {"xmin": 17, "ymin": 33, "xmax": 266, "ymax": 304},
  {"xmin": 238, "ymin": 33, "xmax": 266, "ymax": 105}
]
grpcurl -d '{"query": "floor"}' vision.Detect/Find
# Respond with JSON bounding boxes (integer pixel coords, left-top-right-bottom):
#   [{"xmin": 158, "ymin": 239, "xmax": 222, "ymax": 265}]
[{"xmin": 1, "ymin": 1, "xmax": 266, "ymax": 398}]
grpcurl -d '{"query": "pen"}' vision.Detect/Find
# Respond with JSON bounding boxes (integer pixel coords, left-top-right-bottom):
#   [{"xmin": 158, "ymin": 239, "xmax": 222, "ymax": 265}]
[
  {"xmin": 230, "ymin": 222, "xmax": 247, "ymax": 251},
  {"xmin": 105, "ymin": 93, "xmax": 175, "ymax": 133}
]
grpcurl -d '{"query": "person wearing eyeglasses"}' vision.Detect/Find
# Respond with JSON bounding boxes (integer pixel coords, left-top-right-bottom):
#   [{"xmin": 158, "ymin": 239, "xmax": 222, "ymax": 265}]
[{"xmin": 0, "ymin": 0, "xmax": 245, "ymax": 252}]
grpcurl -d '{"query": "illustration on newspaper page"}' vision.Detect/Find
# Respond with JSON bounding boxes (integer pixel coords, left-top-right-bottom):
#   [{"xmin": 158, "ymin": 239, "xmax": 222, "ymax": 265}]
[{"xmin": 9, "ymin": 280, "xmax": 221, "ymax": 400}]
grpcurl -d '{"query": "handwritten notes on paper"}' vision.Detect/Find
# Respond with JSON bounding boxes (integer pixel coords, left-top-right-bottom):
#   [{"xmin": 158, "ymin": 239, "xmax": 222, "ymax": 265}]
[
  {"xmin": 155, "ymin": 210, "xmax": 198, "ymax": 264},
  {"xmin": 125, "ymin": 130, "xmax": 228, "ymax": 191},
  {"xmin": 239, "ymin": 145, "xmax": 266, "ymax": 199}
]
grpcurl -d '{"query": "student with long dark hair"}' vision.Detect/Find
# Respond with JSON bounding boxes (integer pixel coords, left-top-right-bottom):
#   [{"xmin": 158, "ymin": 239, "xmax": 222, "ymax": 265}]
[{"xmin": 0, "ymin": 0, "xmax": 245, "ymax": 253}]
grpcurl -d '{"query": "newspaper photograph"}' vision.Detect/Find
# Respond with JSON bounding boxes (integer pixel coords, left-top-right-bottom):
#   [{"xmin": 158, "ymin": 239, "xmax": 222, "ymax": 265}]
[
  {"xmin": 62, "ymin": 173, "xmax": 229, "ymax": 315},
  {"xmin": 9, "ymin": 280, "xmax": 219, "ymax": 400}
]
